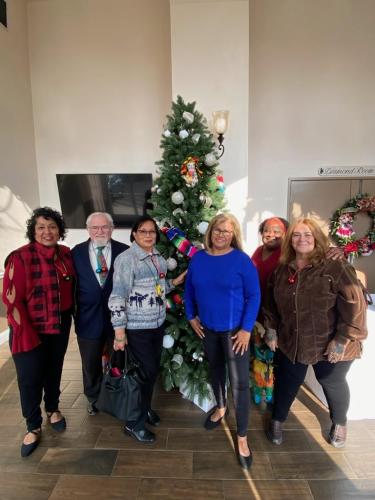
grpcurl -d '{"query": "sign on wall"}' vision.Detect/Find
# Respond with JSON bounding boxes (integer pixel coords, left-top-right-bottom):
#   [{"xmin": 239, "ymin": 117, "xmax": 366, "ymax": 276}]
[{"xmin": 318, "ymin": 166, "xmax": 375, "ymax": 176}]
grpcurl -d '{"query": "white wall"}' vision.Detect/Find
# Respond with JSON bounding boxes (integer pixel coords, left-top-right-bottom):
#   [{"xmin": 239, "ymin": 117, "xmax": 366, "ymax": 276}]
[
  {"xmin": 0, "ymin": 0, "xmax": 38, "ymax": 270},
  {"xmin": 170, "ymin": 0, "xmax": 250, "ymax": 247},
  {"xmin": 27, "ymin": 0, "xmax": 172, "ymax": 248},
  {"xmin": 248, "ymin": 0, "xmax": 375, "ymax": 250}
]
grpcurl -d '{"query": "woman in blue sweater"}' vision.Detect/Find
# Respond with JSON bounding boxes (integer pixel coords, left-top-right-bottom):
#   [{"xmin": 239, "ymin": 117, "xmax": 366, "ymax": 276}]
[{"xmin": 184, "ymin": 213, "xmax": 260, "ymax": 469}]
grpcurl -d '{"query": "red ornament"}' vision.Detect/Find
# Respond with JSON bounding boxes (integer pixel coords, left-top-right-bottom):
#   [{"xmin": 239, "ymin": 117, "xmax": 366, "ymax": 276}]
[{"xmin": 159, "ymin": 272, "xmax": 165, "ymax": 279}]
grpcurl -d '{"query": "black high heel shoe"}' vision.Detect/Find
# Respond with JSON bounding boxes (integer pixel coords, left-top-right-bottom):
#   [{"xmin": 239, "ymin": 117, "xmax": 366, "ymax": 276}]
[
  {"xmin": 238, "ymin": 448, "xmax": 253, "ymax": 469},
  {"xmin": 204, "ymin": 407, "xmax": 229, "ymax": 430},
  {"xmin": 21, "ymin": 429, "xmax": 41, "ymax": 458}
]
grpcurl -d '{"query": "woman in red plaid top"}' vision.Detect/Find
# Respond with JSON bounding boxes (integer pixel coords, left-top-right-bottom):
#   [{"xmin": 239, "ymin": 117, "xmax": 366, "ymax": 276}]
[{"xmin": 2, "ymin": 207, "xmax": 76, "ymax": 457}]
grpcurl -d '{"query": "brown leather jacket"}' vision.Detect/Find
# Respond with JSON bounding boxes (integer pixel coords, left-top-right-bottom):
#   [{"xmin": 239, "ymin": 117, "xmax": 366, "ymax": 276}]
[{"xmin": 263, "ymin": 259, "xmax": 367, "ymax": 365}]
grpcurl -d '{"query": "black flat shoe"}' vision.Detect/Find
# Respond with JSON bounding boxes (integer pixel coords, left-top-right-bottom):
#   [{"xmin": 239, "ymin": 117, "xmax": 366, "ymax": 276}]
[
  {"xmin": 238, "ymin": 449, "xmax": 253, "ymax": 470},
  {"xmin": 21, "ymin": 429, "xmax": 41, "ymax": 458},
  {"xmin": 47, "ymin": 411, "xmax": 66, "ymax": 432},
  {"xmin": 147, "ymin": 409, "xmax": 160, "ymax": 427},
  {"xmin": 204, "ymin": 407, "xmax": 229, "ymax": 430},
  {"xmin": 124, "ymin": 426, "xmax": 156, "ymax": 443}
]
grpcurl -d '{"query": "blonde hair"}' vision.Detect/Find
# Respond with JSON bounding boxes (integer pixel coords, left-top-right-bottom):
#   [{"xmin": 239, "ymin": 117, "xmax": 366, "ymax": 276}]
[
  {"xmin": 204, "ymin": 213, "xmax": 243, "ymax": 251},
  {"xmin": 280, "ymin": 218, "xmax": 329, "ymax": 265}
]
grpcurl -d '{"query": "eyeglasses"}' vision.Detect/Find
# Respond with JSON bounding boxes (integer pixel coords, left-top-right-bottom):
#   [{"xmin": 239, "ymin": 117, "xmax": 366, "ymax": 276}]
[
  {"xmin": 292, "ymin": 232, "xmax": 314, "ymax": 240},
  {"xmin": 212, "ymin": 228, "xmax": 233, "ymax": 237},
  {"xmin": 88, "ymin": 225, "xmax": 112, "ymax": 232},
  {"xmin": 137, "ymin": 229, "xmax": 157, "ymax": 236}
]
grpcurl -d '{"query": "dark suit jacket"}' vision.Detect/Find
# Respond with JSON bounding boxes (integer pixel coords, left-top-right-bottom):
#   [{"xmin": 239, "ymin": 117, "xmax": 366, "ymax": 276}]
[{"xmin": 71, "ymin": 238, "xmax": 128, "ymax": 339}]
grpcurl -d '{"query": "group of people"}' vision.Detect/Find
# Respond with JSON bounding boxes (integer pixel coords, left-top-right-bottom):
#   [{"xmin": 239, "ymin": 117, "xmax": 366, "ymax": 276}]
[{"xmin": 2, "ymin": 207, "xmax": 367, "ymax": 470}]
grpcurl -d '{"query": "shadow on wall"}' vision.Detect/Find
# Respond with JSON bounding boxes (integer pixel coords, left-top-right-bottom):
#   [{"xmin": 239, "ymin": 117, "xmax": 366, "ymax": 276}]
[{"xmin": 0, "ymin": 186, "xmax": 31, "ymax": 273}]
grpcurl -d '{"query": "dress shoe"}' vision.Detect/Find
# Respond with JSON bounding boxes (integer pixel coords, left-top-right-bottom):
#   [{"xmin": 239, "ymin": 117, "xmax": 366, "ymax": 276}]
[
  {"xmin": 204, "ymin": 407, "xmax": 229, "ymax": 430},
  {"xmin": 124, "ymin": 426, "xmax": 156, "ymax": 443},
  {"xmin": 87, "ymin": 402, "xmax": 99, "ymax": 416},
  {"xmin": 46, "ymin": 410, "xmax": 66, "ymax": 432},
  {"xmin": 21, "ymin": 429, "xmax": 41, "ymax": 458},
  {"xmin": 238, "ymin": 449, "xmax": 253, "ymax": 470},
  {"xmin": 147, "ymin": 409, "xmax": 160, "ymax": 426},
  {"xmin": 266, "ymin": 419, "xmax": 283, "ymax": 445},
  {"xmin": 328, "ymin": 423, "xmax": 347, "ymax": 448}
]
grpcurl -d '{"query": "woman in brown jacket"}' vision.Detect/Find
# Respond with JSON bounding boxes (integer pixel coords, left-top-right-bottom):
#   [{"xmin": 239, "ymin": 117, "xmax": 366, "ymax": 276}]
[{"xmin": 264, "ymin": 218, "xmax": 367, "ymax": 448}]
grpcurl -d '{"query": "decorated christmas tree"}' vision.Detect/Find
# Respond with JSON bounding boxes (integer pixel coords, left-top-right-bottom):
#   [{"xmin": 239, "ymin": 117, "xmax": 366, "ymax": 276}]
[{"xmin": 149, "ymin": 95, "xmax": 226, "ymax": 403}]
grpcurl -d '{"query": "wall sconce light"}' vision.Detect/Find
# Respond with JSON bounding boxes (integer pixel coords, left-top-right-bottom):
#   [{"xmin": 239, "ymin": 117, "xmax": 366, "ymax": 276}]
[{"xmin": 213, "ymin": 110, "xmax": 229, "ymax": 158}]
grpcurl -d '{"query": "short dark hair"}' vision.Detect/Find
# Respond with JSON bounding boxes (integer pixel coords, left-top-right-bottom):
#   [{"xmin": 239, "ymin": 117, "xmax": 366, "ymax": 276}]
[
  {"xmin": 130, "ymin": 215, "xmax": 160, "ymax": 243},
  {"xmin": 258, "ymin": 217, "xmax": 289, "ymax": 234},
  {"xmin": 26, "ymin": 206, "xmax": 66, "ymax": 242}
]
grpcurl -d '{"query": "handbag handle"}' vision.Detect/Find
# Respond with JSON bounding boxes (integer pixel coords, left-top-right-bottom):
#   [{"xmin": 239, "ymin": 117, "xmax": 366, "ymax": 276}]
[{"xmin": 108, "ymin": 347, "xmax": 140, "ymax": 374}]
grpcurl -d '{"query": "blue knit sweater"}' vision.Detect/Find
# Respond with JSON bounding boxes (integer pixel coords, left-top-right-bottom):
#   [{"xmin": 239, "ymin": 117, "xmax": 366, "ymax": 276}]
[{"xmin": 184, "ymin": 249, "xmax": 260, "ymax": 332}]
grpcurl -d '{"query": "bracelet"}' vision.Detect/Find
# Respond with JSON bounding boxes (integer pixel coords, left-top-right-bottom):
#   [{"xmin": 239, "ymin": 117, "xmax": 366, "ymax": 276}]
[{"xmin": 114, "ymin": 337, "xmax": 126, "ymax": 343}]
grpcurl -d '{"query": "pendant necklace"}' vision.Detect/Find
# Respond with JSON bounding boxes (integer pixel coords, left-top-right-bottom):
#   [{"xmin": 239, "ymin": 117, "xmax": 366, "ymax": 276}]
[
  {"xmin": 288, "ymin": 269, "xmax": 299, "ymax": 284},
  {"xmin": 147, "ymin": 254, "xmax": 165, "ymax": 298}
]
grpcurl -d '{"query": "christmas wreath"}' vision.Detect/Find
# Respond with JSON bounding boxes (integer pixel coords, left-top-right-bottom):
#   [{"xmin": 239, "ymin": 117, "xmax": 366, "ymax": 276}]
[{"xmin": 330, "ymin": 194, "xmax": 375, "ymax": 259}]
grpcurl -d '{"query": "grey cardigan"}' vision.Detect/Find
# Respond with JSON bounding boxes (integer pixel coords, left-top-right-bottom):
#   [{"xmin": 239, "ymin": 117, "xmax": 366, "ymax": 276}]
[{"xmin": 109, "ymin": 242, "xmax": 173, "ymax": 330}]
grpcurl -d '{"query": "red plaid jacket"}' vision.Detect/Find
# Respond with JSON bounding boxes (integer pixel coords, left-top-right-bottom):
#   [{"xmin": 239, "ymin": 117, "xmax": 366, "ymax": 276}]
[{"xmin": 2, "ymin": 242, "xmax": 75, "ymax": 353}]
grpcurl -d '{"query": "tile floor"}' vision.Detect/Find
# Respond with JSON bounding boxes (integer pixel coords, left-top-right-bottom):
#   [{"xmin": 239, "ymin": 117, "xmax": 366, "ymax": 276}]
[{"xmin": 0, "ymin": 338, "xmax": 375, "ymax": 499}]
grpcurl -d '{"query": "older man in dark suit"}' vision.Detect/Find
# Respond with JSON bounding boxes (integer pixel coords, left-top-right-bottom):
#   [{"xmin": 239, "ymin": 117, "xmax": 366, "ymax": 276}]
[{"xmin": 72, "ymin": 212, "xmax": 128, "ymax": 415}]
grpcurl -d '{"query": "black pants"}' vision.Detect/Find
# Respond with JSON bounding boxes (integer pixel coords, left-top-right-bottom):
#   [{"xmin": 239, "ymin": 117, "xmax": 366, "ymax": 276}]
[
  {"xmin": 11, "ymin": 311, "xmax": 71, "ymax": 431},
  {"xmin": 126, "ymin": 325, "xmax": 164, "ymax": 431},
  {"xmin": 77, "ymin": 333, "xmax": 113, "ymax": 404},
  {"xmin": 273, "ymin": 350, "xmax": 353, "ymax": 426},
  {"xmin": 203, "ymin": 327, "xmax": 250, "ymax": 437}
]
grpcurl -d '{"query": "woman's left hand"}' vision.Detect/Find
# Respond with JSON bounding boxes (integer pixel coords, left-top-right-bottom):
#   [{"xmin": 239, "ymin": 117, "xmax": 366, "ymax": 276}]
[
  {"xmin": 324, "ymin": 339, "xmax": 346, "ymax": 363},
  {"xmin": 326, "ymin": 246, "xmax": 344, "ymax": 261},
  {"xmin": 172, "ymin": 270, "xmax": 187, "ymax": 287},
  {"xmin": 231, "ymin": 329, "xmax": 251, "ymax": 355}
]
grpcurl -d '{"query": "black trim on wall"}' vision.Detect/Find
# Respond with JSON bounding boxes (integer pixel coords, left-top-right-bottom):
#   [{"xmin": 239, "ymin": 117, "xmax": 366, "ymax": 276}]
[{"xmin": 0, "ymin": 0, "xmax": 7, "ymax": 28}]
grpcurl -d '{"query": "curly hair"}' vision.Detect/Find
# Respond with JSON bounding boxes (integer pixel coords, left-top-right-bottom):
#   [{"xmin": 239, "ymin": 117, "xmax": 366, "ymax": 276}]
[
  {"xmin": 26, "ymin": 207, "xmax": 66, "ymax": 242},
  {"xmin": 280, "ymin": 218, "xmax": 329, "ymax": 265},
  {"xmin": 204, "ymin": 213, "xmax": 243, "ymax": 251},
  {"xmin": 258, "ymin": 216, "xmax": 289, "ymax": 234}
]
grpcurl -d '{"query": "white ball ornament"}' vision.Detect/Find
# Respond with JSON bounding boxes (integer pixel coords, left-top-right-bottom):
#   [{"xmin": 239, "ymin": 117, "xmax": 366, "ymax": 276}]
[
  {"xmin": 171, "ymin": 191, "xmax": 184, "ymax": 205},
  {"xmin": 172, "ymin": 354, "xmax": 184, "ymax": 366},
  {"xmin": 157, "ymin": 188, "xmax": 162, "ymax": 194},
  {"xmin": 163, "ymin": 129, "xmax": 171, "ymax": 137},
  {"xmin": 192, "ymin": 352, "xmax": 199, "ymax": 360},
  {"xmin": 179, "ymin": 129, "xmax": 189, "ymax": 139},
  {"xmin": 197, "ymin": 221, "xmax": 209, "ymax": 235},
  {"xmin": 204, "ymin": 153, "xmax": 217, "ymax": 166},
  {"xmin": 192, "ymin": 133, "xmax": 200, "ymax": 144},
  {"xmin": 199, "ymin": 193, "xmax": 205, "ymax": 203},
  {"xmin": 198, "ymin": 356, "xmax": 203, "ymax": 362},
  {"xmin": 162, "ymin": 334, "xmax": 175, "ymax": 349},
  {"xmin": 166, "ymin": 257, "xmax": 178, "ymax": 271},
  {"xmin": 182, "ymin": 111, "xmax": 194, "ymax": 124}
]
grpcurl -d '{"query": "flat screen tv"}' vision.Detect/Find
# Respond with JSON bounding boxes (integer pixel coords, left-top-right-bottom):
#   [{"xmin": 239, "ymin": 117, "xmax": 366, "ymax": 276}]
[{"xmin": 56, "ymin": 173, "xmax": 153, "ymax": 228}]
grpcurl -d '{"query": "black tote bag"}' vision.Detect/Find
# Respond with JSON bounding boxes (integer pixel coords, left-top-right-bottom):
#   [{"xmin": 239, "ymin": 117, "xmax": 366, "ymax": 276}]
[{"xmin": 97, "ymin": 348, "xmax": 146, "ymax": 422}]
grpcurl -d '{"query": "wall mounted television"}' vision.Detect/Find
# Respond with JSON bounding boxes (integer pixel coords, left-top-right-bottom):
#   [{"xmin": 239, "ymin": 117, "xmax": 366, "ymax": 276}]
[{"xmin": 56, "ymin": 173, "xmax": 153, "ymax": 228}]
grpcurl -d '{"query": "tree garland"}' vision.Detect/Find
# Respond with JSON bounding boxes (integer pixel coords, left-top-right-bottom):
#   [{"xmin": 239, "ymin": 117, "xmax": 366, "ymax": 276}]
[{"xmin": 330, "ymin": 194, "xmax": 375, "ymax": 260}]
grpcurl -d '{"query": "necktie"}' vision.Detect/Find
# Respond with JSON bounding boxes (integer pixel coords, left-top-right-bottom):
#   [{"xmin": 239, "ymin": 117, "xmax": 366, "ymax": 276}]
[{"xmin": 96, "ymin": 246, "xmax": 108, "ymax": 286}]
